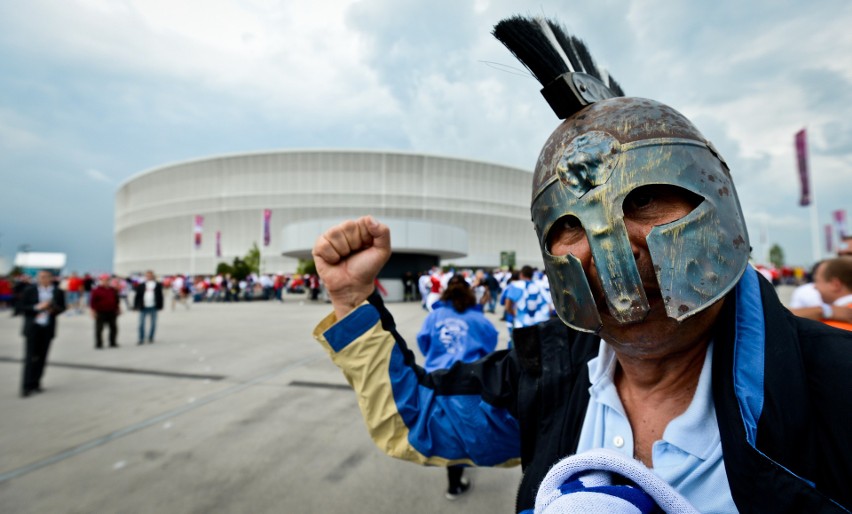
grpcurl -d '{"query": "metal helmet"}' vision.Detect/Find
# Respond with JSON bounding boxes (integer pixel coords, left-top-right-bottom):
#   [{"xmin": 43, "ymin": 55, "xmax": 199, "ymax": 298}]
[
  {"xmin": 493, "ymin": 16, "xmax": 750, "ymax": 333},
  {"xmin": 532, "ymin": 97, "xmax": 750, "ymax": 333}
]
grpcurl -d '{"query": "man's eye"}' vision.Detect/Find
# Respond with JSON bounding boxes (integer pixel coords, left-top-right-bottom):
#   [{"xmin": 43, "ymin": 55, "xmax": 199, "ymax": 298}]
[
  {"xmin": 560, "ymin": 216, "xmax": 582, "ymax": 229},
  {"xmin": 546, "ymin": 215, "xmax": 583, "ymax": 254},
  {"xmin": 628, "ymin": 194, "xmax": 654, "ymax": 209},
  {"xmin": 623, "ymin": 184, "xmax": 704, "ymax": 222}
]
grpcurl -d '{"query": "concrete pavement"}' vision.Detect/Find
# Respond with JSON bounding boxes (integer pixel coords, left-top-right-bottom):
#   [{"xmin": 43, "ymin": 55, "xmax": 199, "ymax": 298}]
[{"xmin": 0, "ymin": 295, "xmax": 520, "ymax": 514}]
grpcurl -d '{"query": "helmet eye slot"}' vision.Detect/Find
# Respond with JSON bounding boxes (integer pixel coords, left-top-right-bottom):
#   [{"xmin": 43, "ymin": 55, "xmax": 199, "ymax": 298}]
[
  {"xmin": 622, "ymin": 185, "xmax": 703, "ymax": 227},
  {"xmin": 546, "ymin": 215, "xmax": 584, "ymax": 256}
]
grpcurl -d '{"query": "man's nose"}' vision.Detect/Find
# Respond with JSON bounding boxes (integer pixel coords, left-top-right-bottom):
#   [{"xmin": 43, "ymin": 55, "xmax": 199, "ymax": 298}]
[{"xmin": 624, "ymin": 220, "xmax": 650, "ymax": 262}]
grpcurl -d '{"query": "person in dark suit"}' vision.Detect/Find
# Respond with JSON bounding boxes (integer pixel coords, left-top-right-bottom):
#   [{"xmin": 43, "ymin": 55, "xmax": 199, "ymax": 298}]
[
  {"xmin": 133, "ymin": 270, "xmax": 164, "ymax": 344},
  {"xmin": 19, "ymin": 270, "xmax": 66, "ymax": 397}
]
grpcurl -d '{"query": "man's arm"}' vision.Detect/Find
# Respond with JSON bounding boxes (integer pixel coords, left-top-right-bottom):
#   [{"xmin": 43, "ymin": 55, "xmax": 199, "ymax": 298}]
[
  {"xmin": 505, "ymin": 284, "xmax": 523, "ymax": 318},
  {"xmin": 132, "ymin": 285, "xmax": 140, "ymax": 310},
  {"xmin": 789, "ymin": 305, "xmax": 852, "ymax": 323},
  {"xmin": 505, "ymin": 298, "xmax": 516, "ymax": 318},
  {"xmin": 312, "ymin": 217, "xmax": 521, "ymax": 468},
  {"xmin": 18, "ymin": 286, "xmax": 39, "ymax": 315},
  {"xmin": 313, "ymin": 291, "xmax": 521, "ymax": 468},
  {"xmin": 416, "ymin": 318, "xmax": 432, "ymax": 357},
  {"xmin": 53, "ymin": 288, "xmax": 66, "ymax": 314},
  {"xmin": 156, "ymin": 284, "xmax": 165, "ymax": 310}
]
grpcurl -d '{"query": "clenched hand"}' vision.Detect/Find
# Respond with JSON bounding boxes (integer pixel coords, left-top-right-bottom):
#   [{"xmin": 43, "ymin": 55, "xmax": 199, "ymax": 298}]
[{"xmin": 312, "ymin": 216, "xmax": 391, "ymax": 319}]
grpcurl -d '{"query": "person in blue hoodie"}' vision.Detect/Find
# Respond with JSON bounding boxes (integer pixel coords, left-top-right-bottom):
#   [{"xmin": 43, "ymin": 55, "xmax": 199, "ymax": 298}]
[{"xmin": 416, "ymin": 274, "xmax": 498, "ymax": 500}]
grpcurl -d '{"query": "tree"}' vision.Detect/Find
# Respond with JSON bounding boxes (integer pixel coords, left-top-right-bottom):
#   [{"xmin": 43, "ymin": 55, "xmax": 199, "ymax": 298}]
[
  {"xmin": 230, "ymin": 257, "xmax": 252, "ymax": 282},
  {"xmin": 296, "ymin": 259, "xmax": 316, "ymax": 276},
  {"xmin": 216, "ymin": 244, "xmax": 260, "ymax": 278},
  {"xmin": 769, "ymin": 244, "xmax": 785, "ymax": 268},
  {"xmin": 245, "ymin": 243, "xmax": 261, "ymax": 275}
]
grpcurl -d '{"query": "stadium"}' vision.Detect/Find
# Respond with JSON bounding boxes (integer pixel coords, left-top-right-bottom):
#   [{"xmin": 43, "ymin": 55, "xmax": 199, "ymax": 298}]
[{"xmin": 114, "ymin": 149, "xmax": 542, "ymax": 296}]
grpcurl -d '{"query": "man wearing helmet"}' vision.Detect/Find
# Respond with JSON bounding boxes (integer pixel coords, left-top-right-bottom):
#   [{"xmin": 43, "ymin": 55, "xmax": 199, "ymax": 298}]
[{"xmin": 311, "ymin": 17, "xmax": 852, "ymax": 514}]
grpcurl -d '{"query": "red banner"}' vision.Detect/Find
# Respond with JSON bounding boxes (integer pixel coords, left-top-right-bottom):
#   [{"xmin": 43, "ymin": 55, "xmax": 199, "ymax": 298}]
[
  {"xmin": 826, "ymin": 224, "xmax": 834, "ymax": 253},
  {"xmin": 194, "ymin": 215, "xmax": 204, "ymax": 248},
  {"xmin": 263, "ymin": 209, "xmax": 272, "ymax": 247},
  {"xmin": 795, "ymin": 129, "xmax": 810, "ymax": 206},
  {"xmin": 833, "ymin": 209, "xmax": 847, "ymax": 240}
]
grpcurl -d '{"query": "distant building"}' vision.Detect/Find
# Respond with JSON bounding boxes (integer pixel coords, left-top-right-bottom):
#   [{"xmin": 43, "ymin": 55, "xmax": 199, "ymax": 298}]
[
  {"xmin": 14, "ymin": 252, "xmax": 67, "ymax": 276},
  {"xmin": 115, "ymin": 150, "xmax": 542, "ymax": 296}
]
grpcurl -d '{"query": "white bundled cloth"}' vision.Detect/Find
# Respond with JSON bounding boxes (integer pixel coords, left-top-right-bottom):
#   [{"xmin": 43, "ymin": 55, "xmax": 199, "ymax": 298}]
[{"xmin": 535, "ymin": 448, "xmax": 700, "ymax": 514}]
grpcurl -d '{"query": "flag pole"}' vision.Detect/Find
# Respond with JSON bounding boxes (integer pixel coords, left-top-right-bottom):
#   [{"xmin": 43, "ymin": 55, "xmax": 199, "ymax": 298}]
[
  {"xmin": 809, "ymin": 193, "xmax": 821, "ymax": 263},
  {"xmin": 190, "ymin": 216, "xmax": 196, "ymax": 278},
  {"xmin": 259, "ymin": 211, "xmax": 263, "ymax": 277}
]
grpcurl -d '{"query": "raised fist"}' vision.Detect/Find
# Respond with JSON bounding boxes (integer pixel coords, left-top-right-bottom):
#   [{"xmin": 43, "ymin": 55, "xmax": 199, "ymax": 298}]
[{"xmin": 312, "ymin": 216, "xmax": 392, "ymax": 319}]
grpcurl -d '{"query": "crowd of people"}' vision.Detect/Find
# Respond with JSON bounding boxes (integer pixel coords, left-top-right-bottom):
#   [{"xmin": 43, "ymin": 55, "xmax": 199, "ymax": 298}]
[
  {"xmin": 410, "ymin": 265, "xmax": 556, "ymax": 348},
  {"xmin": 0, "ymin": 271, "xmax": 325, "ymax": 312},
  {"xmin": 2, "ymin": 268, "xmax": 330, "ymax": 399}
]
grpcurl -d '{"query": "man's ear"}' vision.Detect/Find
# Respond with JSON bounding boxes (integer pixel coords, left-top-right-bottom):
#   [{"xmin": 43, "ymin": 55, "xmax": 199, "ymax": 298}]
[{"xmin": 828, "ymin": 276, "xmax": 844, "ymax": 293}]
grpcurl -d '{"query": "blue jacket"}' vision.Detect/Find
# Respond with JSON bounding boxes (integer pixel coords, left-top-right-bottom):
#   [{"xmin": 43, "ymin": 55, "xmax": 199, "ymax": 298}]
[
  {"xmin": 416, "ymin": 303, "xmax": 498, "ymax": 372},
  {"xmin": 314, "ymin": 267, "xmax": 852, "ymax": 512}
]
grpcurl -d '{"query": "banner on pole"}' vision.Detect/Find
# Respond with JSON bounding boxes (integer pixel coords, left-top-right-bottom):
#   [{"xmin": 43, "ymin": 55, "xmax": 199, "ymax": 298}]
[
  {"xmin": 833, "ymin": 209, "xmax": 847, "ymax": 240},
  {"xmin": 263, "ymin": 209, "xmax": 272, "ymax": 247},
  {"xmin": 795, "ymin": 129, "xmax": 810, "ymax": 206},
  {"xmin": 826, "ymin": 224, "xmax": 834, "ymax": 253},
  {"xmin": 194, "ymin": 215, "xmax": 204, "ymax": 248},
  {"xmin": 216, "ymin": 230, "xmax": 221, "ymax": 257}
]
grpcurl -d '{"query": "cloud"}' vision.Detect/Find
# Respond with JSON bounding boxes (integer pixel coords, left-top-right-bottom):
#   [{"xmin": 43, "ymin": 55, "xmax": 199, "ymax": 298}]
[
  {"xmin": 86, "ymin": 169, "xmax": 113, "ymax": 183},
  {"xmin": 0, "ymin": 109, "xmax": 45, "ymax": 150},
  {"xmin": 1, "ymin": 0, "xmax": 851, "ymax": 270},
  {"xmin": 0, "ymin": 0, "xmax": 398, "ymax": 124}
]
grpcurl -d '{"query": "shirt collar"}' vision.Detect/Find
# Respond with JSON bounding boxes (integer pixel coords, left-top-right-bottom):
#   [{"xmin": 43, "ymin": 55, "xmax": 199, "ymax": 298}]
[
  {"xmin": 661, "ymin": 341, "xmax": 718, "ymax": 459},
  {"xmin": 586, "ymin": 340, "xmax": 625, "ymax": 416}
]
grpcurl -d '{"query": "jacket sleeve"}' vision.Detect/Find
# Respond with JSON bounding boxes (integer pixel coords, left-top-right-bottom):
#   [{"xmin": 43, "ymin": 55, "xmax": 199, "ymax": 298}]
[
  {"xmin": 52, "ymin": 289, "xmax": 66, "ymax": 315},
  {"xmin": 312, "ymin": 292, "xmax": 521, "ymax": 468},
  {"xmin": 156, "ymin": 284, "xmax": 165, "ymax": 310},
  {"xmin": 415, "ymin": 315, "xmax": 432, "ymax": 357},
  {"xmin": 484, "ymin": 319, "xmax": 499, "ymax": 353},
  {"xmin": 18, "ymin": 286, "xmax": 39, "ymax": 316}
]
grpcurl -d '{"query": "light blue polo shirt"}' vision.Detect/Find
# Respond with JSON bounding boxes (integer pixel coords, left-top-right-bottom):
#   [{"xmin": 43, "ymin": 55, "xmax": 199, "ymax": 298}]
[{"xmin": 575, "ymin": 340, "xmax": 738, "ymax": 513}]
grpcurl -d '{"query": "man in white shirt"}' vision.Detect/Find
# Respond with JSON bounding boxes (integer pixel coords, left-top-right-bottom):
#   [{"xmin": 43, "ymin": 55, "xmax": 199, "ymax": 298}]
[
  {"xmin": 133, "ymin": 270, "xmax": 163, "ymax": 344},
  {"xmin": 789, "ymin": 261, "xmax": 852, "ymax": 324},
  {"xmin": 812, "ymin": 257, "xmax": 852, "ymax": 331}
]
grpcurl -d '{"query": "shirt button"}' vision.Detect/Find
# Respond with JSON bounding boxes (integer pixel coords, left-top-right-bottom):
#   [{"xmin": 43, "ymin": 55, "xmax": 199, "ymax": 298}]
[{"xmin": 613, "ymin": 436, "xmax": 624, "ymax": 448}]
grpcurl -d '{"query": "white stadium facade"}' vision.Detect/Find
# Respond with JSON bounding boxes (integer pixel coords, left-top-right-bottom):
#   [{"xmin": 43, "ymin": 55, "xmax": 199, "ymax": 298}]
[{"xmin": 114, "ymin": 149, "xmax": 543, "ymax": 297}]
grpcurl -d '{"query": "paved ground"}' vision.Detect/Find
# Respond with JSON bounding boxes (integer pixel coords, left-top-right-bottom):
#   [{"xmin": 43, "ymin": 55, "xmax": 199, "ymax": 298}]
[
  {"xmin": 0, "ymin": 294, "xmax": 520, "ymax": 514},
  {"xmin": 0, "ymin": 285, "xmax": 797, "ymax": 513}
]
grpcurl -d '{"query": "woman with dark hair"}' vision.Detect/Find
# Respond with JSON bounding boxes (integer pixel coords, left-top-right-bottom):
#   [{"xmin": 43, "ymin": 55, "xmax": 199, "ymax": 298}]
[{"xmin": 416, "ymin": 275, "xmax": 499, "ymax": 500}]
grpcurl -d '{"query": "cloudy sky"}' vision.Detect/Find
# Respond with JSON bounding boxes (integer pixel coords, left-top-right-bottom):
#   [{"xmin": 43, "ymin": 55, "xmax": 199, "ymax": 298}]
[{"xmin": 2, "ymin": 0, "xmax": 851, "ymax": 273}]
